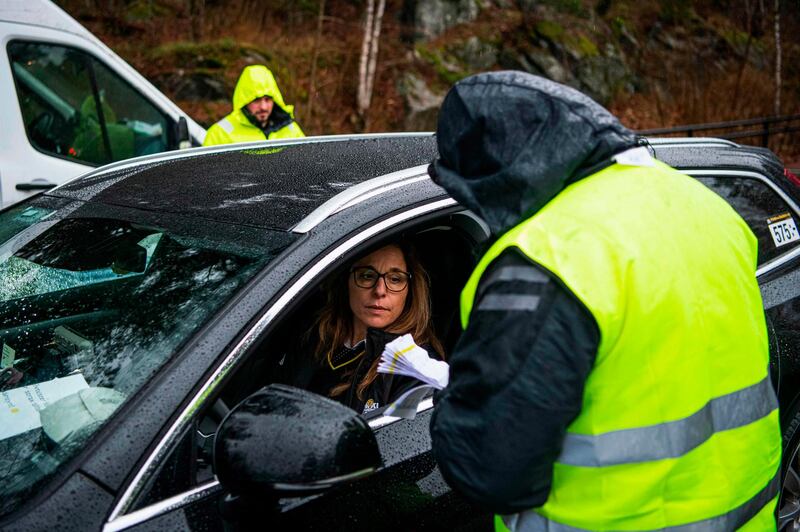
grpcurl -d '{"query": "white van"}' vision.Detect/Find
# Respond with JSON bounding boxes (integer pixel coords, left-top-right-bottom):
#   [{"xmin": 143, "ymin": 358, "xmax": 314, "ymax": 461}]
[{"xmin": 0, "ymin": 1, "xmax": 206, "ymax": 208}]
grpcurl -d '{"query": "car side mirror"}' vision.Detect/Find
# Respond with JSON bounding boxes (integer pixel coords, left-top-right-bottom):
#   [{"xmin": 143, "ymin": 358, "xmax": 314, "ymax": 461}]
[{"xmin": 213, "ymin": 384, "xmax": 381, "ymax": 501}]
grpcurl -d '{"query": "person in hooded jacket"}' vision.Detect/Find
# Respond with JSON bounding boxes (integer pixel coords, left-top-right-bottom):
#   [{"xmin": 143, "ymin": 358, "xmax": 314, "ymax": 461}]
[
  {"xmin": 428, "ymin": 71, "xmax": 782, "ymax": 531},
  {"xmin": 203, "ymin": 64, "xmax": 304, "ymax": 146}
]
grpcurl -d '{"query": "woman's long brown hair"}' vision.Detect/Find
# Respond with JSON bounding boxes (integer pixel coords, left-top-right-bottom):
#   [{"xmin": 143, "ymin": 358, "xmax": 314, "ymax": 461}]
[{"xmin": 316, "ymin": 240, "xmax": 444, "ymax": 400}]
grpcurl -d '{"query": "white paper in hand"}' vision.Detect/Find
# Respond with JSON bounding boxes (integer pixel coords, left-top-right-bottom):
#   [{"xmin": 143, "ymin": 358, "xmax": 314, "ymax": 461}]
[
  {"xmin": 377, "ymin": 334, "xmax": 449, "ymax": 389},
  {"xmin": 384, "ymin": 384, "xmax": 437, "ymax": 419}
]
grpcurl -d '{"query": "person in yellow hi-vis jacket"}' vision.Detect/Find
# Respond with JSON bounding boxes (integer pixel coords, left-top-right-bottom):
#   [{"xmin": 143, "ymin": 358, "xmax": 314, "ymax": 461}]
[
  {"xmin": 428, "ymin": 71, "xmax": 782, "ymax": 531},
  {"xmin": 203, "ymin": 65, "xmax": 304, "ymax": 146}
]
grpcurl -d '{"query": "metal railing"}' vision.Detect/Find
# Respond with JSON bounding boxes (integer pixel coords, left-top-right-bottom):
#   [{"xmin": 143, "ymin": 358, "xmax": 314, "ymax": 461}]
[{"xmin": 638, "ymin": 113, "xmax": 800, "ymax": 146}]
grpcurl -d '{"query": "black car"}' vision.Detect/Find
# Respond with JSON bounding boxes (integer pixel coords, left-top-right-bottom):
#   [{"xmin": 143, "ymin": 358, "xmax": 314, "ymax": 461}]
[{"xmin": 1, "ymin": 134, "xmax": 800, "ymax": 531}]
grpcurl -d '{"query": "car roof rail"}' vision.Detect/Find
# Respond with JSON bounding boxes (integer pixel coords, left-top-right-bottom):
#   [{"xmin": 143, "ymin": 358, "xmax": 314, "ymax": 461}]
[
  {"xmin": 644, "ymin": 137, "xmax": 739, "ymax": 148},
  {"xmin": 291, "ymin": 163, "xmax": 432, "ymax": 233}
]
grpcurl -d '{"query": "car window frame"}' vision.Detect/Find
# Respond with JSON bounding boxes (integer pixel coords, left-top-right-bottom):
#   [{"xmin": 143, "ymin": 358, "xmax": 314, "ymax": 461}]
[
  {"xmin": 683, "ymin": 168, "xmax": 800, "ymax": 277},
  {"xmin": 7, "ymin": 38, "xmax": 175, "ymax": 167},
  {"xmin": 102, "ymin": 198, "xmax": 468, "ymax": 531}
]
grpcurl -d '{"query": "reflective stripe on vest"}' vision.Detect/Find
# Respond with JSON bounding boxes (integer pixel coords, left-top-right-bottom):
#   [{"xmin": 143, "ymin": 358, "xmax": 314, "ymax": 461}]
[
  {"xmin": 477, "ymin": 294, "xmax": 541, "ymax": 312},
  {"xmin": 500, "ymin": 473, "xmax": 779, "ymax": 531},
  {"xmin": 559, "ymin": 376, "xmax": 777, "ymax": 467},
  {"xmin": 217, "ymin": 117, "xmax": 234, "ymax": 134}
]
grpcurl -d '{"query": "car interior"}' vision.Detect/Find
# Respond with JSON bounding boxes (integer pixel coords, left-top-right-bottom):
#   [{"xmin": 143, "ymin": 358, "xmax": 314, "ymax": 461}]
[{"xmin": 178, "ymin": 212, "xmax": 489, "ymax": 493}]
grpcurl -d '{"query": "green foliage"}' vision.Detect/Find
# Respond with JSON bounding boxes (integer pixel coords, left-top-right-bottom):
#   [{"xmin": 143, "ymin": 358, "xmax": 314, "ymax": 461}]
[
  {"xmin": 534, "ymin": 20, "xmax": 597, "ymax": 57},
  {"xmin": 298, "ymin": 0, "xmax": 322, "ymax": 14},
  {"xmin": 148, "ymin": 39, "xmax": 275, "ymax": 71},
  {"xmin": 720, "ymin": 28, "xmax": 763, "ymax": 52},
  {"xmin": 414, "ymin": 43, "xmax": 470, "ymax": 88},
  {"xmin": 269, "ymin": 0, "xmax": 320, "ymax": 15},
  {"xmin": 574, "ymin": 34, "xmax": 599, "ymax": 56},
  {"xmin": 415, "ymin": 44, "xmax": 469, "ymax": 87},
  {"xmin": 541, "ymin": 0, "xmax": 587, "ymax": 17},
  {"xmin": 317, "ymin": 54, "xmax": 344, "ymax": 69},
  {"xmin": 534, "ymin": 20, "xmax": 565, "ymax": 41},
  {"xmin": 611, "ymin": 16, "xmax": 628, "ymax": 38},
  {"xmin": 658, "ymin": 0, "xmax": 693, "ymax": 25},
  {"xmin": 151, "ymin": 39, "xmax": 233, "ymax": 58},
  {"xmin": 125, "ymin": 0, "xmax": 177, "ymax": 22}
]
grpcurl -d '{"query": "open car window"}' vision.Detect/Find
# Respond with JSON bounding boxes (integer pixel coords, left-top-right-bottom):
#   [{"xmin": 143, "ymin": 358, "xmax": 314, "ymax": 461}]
[
  {"xmin": 130, "ymin": 212, "xmax": 485, "ymax": 511},
  {"xmin": 0, "ymin": 198, "xmax": 295, "ymax": 519}
]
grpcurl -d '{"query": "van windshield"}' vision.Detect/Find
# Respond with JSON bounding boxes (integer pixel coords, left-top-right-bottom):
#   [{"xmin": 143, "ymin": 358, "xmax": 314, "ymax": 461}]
[{"xmin": 0, "ymin": 197, "xmax": 295, "ymax": 517}]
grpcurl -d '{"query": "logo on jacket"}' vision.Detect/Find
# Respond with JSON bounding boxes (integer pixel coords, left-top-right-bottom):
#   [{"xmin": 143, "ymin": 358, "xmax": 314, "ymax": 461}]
[{"xmin": 363, "ymin": 399, "xmax": 380, "ymax": 413}]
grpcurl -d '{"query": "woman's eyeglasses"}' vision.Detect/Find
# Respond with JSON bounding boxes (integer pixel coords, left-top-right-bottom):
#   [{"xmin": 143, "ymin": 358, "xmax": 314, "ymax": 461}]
[{"xmin": 351, "ymin": 266, "xmax": 411, "ymax": 292}]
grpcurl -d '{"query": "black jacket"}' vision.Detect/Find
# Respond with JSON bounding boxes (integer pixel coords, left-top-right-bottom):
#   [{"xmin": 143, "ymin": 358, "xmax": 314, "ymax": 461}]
[
  {"xmin": 308, "ymin": 327, "xmax": 441, "ymax": 416},
  {"xmin": 429, "ymin": 72, "xmax": 636, "ymax": 514}
]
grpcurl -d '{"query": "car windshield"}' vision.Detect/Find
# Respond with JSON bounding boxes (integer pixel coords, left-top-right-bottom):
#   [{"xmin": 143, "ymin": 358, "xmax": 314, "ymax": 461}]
[{"xmin": 0, "ymin": 197, "xmax": 295, "ymax": 517}]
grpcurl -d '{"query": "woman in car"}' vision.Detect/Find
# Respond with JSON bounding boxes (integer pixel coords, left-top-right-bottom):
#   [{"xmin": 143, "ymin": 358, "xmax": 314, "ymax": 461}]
[{"xmin": 308, "ymin": 241, "xmax": 444, "ymax": 416}]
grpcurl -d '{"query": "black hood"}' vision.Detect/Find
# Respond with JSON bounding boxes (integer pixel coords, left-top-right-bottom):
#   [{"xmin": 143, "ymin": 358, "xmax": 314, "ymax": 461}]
[{"xmin": 431, "ymin": 71, "xmax": 637, "ymax": 235}]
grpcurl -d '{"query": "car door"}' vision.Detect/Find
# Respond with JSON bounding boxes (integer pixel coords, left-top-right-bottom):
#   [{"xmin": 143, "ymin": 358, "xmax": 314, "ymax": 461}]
[
  {"xmin": 102, "ymin": 201, "xmax": 491, "ymax": 531},
  {"xmin": 112, "ymin": 408, "xmax": 480, "ymax": 532}
]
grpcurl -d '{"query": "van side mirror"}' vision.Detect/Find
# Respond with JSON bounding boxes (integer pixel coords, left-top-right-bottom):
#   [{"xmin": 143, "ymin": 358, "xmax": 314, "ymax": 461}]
[
  {"xmin": 213, "ymin": 384, "xmax": 381, "ymax": 501},
  {"xmin": 176, "ymin": 117, "xmax": 191, "ymax": 149}
]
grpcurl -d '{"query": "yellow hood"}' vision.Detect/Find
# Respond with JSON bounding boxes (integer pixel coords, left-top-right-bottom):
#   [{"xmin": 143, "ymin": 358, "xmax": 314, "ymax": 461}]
[{"xmin": 232, "ymin": 65, "xmax": 291, "ymax": 115}]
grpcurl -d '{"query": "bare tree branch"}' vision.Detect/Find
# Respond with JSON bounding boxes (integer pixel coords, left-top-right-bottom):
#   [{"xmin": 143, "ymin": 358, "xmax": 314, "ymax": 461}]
[
  {"xmin": 189, "ymin": 0, "xmax": 205, "ymax": 41},
  {"xmin": 356, "ymin": 0, "xmax": 386, "ymax": 130},
  {"xmin": 357, "ymin": 0, "xmax": 376, "ymax": 120},
  {"xmin": 365, "ymin": 0, "xmax": 386, "ymax": 117},
  {"xmin": 307, "ymin": 0, "xmax": 327, "ymax": 123},
  {"xmin": 774, "ymin": 0, "xmax": 781, "ymax": 115},
  {"xmin": 732, "ymin": 0, "xmax": 753, "ymax": 110}
]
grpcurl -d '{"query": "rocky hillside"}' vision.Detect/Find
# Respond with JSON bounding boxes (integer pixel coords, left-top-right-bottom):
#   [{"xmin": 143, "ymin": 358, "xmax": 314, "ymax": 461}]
[{"xmin": 57, "ymin": 0, "xmax": 799, "ymax": 162}]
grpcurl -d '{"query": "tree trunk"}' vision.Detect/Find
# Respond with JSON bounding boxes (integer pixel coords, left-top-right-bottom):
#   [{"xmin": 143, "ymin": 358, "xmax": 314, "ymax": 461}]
[
  {"xmin": 307, "ymin": 0, "xmax": 327, "ymax": 124},
  {"xmin": 356, "ymin": 0, "xmax": 386, "ymax": 129},
  {"xmin": 357, "ymin": 0, "xmax": 376, "ymax": 122},
  {"xmin": 774, "ymin": 0, "xmax": 781, "ymax": 115},
  {"xmin": 189, "ymin": 0, "xmax": 205, "ymax": 41},
  {"xmin": 365, "ymin": 0, "xmax": 386, "ymax": 125},
  {"xmin": 732, "ymin": 0, "xmax": 754, "ymax": 111}
]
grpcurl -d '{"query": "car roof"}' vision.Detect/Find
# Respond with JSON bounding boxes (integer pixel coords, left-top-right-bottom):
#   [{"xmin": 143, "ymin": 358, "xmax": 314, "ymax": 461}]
[
  {"xmin": 47, "ymin": 134, "xmax": 439, "ymax": 232},
  {"xmin": 0, "ymin": 1, "xmax": 97, "ymax": 40},
  {"xmin": 648, "ymin": 141, "xmax": 785, "ymax": 178},
  {"xmin": 648, "ymin": 140, "xmax": 795, "ymax": 197}
]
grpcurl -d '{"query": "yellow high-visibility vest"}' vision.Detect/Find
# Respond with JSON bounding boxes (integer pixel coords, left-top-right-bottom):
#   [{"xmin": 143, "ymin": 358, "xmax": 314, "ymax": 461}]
[{"xmin": 461, "ymin": 159, "xmax": 781, "ymax": 531}]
